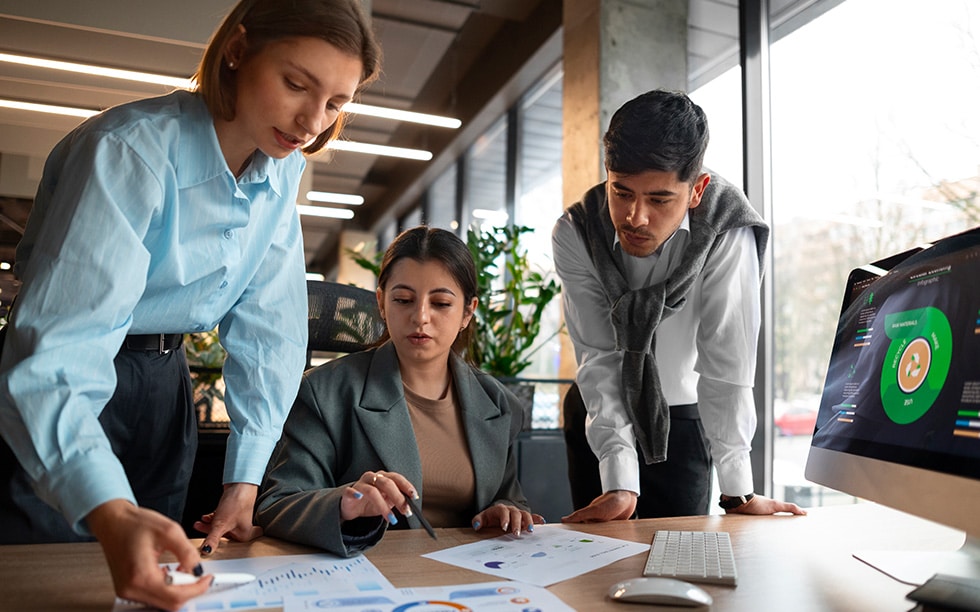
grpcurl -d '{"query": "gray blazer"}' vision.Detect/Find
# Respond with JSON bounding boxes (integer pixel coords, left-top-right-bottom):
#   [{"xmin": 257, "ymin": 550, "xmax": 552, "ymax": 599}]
[{"xmin": 255, "ymin": 341, "xmax": 529, "ymax": 556}]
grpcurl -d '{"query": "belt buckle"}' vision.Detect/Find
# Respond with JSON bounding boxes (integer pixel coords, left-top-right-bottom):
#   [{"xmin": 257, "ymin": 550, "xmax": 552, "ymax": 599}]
[{"xmin": 159, "ymin": 334, "xmax": 171, "ymax": 354}]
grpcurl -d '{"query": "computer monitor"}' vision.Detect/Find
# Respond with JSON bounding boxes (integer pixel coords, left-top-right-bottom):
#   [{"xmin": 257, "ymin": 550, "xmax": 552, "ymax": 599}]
[{"xmin": 805, "ymin": 225, "xmax": 980, "ymax": 586}]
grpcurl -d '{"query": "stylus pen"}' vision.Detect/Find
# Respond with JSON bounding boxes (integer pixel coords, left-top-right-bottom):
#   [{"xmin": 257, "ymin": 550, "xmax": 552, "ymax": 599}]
[
  {"xmin": 404, "ymin": 493, "xmax": 437, "ymax": 540},
  {"xmin": 165, "ymin": 570, "xmax": 256, "ymax": 587}
]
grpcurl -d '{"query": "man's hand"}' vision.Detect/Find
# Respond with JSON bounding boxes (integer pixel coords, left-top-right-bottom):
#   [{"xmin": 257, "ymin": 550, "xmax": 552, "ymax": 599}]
[
  {"xmin": 726, "ymin": 494, "xmax": 806, "ymax": 516},
  {"xmin": 88, "ymin": 499, "xmax": 210, "ymax": 611},
  {"xmin": 195, "ymin": 482, "xmax": 263, "ymax": 555},
  {"xmin": 561, "ymin": 490, "xmax": 637, "ymax": 523}
]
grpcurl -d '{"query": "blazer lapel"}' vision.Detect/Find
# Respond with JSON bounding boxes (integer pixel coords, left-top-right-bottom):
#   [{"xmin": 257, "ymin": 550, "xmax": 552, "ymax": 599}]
[
  {"xmin": 355, "ymin": 342, "xmax": 424, "ymax": 491},
  {"xmin": 451, "ymin": 355, "xmax": 508, "ymax": 511}
]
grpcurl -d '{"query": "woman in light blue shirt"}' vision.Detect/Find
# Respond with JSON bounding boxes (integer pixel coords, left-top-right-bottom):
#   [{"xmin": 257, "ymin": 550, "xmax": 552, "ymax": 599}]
[{"xmin": 0, "ymin": 0, "xmax": 380, "ymax": 609}]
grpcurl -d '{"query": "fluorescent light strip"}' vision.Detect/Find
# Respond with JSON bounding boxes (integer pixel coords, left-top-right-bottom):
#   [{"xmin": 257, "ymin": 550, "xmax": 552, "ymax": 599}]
[
  {"xmin": 306, "ymin": 191, "xmax": 364, "ymax": 205},
  {"xmin": 297, "ymin": 204, "xmax": 354, "ymax": 219},
  {"xmin": 0, "ymin": 52, "xmax": 193, "ymax": 88},
  {"xmin": 0, "ymin": 99, "xmax": 98, "ymax": 118},
  {"xmin": 345, "ymin": 102, "xmax": 460, "ymax": 128},
  {"xmin": 0, "ymin": 99, "xmax": 434, "ymax": 160},
  {"xmin": 1, "ymin": 53, "xmax": 459, "ymax": 128},
  {"xmin": 326, "ymin": 140, "xmax": 432, "ymax": 160}
]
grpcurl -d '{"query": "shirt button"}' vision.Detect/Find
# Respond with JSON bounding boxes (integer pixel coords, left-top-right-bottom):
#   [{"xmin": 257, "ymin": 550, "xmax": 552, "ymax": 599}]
[
  {"xmin": 219, "ymin": 281, "xmax": 228, "ymax": 289},
  {"xmin": 223, "ymin": 229, "xmax": 233, "ymax": 239}
]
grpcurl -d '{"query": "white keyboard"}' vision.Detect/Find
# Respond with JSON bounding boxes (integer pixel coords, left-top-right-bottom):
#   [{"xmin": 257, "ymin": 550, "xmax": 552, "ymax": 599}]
[{"xmin": 643, "ymin": 530, "xmax": 738, "ymax": 586}]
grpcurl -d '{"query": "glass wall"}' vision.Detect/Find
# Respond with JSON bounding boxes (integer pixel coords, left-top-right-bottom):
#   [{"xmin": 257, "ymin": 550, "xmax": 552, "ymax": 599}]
[
  {"xmin": 464, "ymin": 115, "xmax": 509, "ymax": 231},
  {"xmin": 515, "ymin": 65, "xmax": 565, "ymax": 428},
  {"xmin": 768, "ymin": 0, "xmax": 980, "ymax": 506},
  {"xmin": 425, "ymin": 164, "xmax": 459, "ymax": 232}
]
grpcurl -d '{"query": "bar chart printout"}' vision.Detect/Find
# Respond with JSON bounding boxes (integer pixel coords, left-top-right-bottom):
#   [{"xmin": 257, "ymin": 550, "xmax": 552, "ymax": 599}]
[{"xmin": 114, "ymin": 553, "xmax": 395, "ymax": 612}]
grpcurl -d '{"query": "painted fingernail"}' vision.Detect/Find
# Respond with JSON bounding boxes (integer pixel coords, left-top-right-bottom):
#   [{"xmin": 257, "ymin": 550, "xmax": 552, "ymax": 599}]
[
  {"xmin": 387, "ymin": 512, "xmax": 398, "ymax": 525},
  {"xmin": 353, "ymin": 490, "xmax": 364, "ymax": 499},
  {"xmin": 472, "ymin": 521, "xmax": 481, "ymax": 530},
  {"xmin": 501, "ymin": 522, "xmax": 509, "ymax": 532},
  {"xmin": 528, "ymin": 524, "xmax": 534, "ymax": 532},
  {"xmin": 200, "ymin": 544, "xmax": 212, "ymax": 555},
  {"xmin": 412, "ymin": 490, "xmax": 420, "ymax": 500},
  {"xmin": 193, "ymin": 563, "xmax": 204, "ymax": 577}
]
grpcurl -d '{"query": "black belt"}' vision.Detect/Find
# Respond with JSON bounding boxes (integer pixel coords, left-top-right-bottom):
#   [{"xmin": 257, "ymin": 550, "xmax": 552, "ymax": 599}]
[
  {"xmin": 670, "ymin": 403, "xmax": 700, "ymax": 420},
  {"xmin": 123, "ymin": 333, "xmax": 184, "ymax": 353}
]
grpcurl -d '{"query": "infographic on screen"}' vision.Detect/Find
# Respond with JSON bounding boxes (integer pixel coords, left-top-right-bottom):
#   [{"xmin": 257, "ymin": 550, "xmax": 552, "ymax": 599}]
[{"xmin": 812, "ymin": 233, "xmax": 980, "ymax": 478}]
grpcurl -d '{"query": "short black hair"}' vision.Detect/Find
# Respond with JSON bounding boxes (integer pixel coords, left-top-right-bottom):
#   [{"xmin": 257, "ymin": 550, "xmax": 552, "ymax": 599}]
[{"xmin": 603, "ymin": 89, "xmax": 709, "ymax": 183}]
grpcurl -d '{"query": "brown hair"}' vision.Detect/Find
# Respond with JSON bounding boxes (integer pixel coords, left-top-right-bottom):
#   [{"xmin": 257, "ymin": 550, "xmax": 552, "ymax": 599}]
[{"xmin": 193, "ymin": 0, "xmax": 382, "ymax": 155}]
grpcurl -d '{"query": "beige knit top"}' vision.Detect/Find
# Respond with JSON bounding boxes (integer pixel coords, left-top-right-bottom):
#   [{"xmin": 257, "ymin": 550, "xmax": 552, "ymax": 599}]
[{"xmin": 402, "ymin": 380, "xmax": 477, "ymax": 528}]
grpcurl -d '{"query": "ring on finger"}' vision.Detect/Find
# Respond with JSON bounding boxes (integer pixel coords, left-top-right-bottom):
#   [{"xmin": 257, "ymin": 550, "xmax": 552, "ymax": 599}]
[{"xmin": 372, "ymin": 473, "xmax": 379, "ymax": 485}]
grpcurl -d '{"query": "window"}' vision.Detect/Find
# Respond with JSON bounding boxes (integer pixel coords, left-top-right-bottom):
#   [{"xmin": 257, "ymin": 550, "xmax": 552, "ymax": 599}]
[
  {"xmin": 769, "ymin": 0, "xmax": 980, "ymax": 506},
  {"xmin": 464, "ymin": 116, "xmax": 508, "ymax": 231},
  {"xmin": 515, "ymin": 64, "xmax": 564, "ymax": 427},
  {"xmin": 425, "ymin": 165, "xmax": 459, "ymax": 232}
]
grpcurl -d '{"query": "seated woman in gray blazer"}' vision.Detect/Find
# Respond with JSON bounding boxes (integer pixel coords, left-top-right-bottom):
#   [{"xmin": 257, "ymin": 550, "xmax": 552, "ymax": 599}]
[{"xmin": 255, "ymin": 226, "xmax": 542, "ymax": 556}]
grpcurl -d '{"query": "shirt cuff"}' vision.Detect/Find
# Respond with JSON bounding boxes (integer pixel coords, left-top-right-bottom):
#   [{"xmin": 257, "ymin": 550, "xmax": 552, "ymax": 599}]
[
  {"xmin": 715, "ymin": 453, "xmax": 754, "ymax": 497},
  {"xmin": 598, "ymin": 448, "xmax": 641, "ymax": 495},
  {"xmin": 51, "ymin": 450, "xmax": 136, "ymax": 536},
  {"xmin": 224, "ymin": 433, "xmax": 277, "ymax": 485}
]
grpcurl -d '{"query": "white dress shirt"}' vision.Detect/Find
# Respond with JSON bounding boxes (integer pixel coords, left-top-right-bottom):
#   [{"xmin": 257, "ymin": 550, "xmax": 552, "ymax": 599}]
[{"xmin": 552, "ymin": 211, "xmax": 760, "ymax": 498}]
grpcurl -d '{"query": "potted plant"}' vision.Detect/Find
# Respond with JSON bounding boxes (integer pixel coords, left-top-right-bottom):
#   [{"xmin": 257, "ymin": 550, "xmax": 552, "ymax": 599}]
[{"xmin": 183, "ymin": 330, "xmax": 227, "ymax": 426}]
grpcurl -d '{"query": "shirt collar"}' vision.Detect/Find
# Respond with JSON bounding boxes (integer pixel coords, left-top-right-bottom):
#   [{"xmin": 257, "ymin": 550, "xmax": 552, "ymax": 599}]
[{"xmin": 174, "ymin": 92, "xmax": 283, "ymax": 197}]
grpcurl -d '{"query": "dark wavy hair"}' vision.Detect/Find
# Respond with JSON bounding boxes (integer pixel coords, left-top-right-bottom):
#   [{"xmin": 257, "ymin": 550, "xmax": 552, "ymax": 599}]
[
  {"xmin": 376, "ymin": 226, "xmax": 478, "ymax": 356},
  {"xmin": 603, "ymin": 89, "xmax": 709, "ymax": 184},
  {"xmin": 194, "ymin": 0, "xmax": 382, "ymax": 155}
]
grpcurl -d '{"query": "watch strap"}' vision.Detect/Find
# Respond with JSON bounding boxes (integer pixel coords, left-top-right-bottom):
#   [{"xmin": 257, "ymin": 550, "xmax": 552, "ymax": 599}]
[{"xmin": 718, "ymin": 492, "xmax": 755, "ymax": 510}]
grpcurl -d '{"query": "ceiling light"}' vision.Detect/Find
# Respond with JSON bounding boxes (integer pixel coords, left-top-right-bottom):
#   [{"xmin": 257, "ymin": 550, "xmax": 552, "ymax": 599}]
[
  {"xmin": 326, "ymin": 140, "xmax": 432, "ymax": 161},
  {"xmin": 0, "ymin": 52, "xmax": 192, "ymax": 88},
  {"xmin": 0, "ymin": 99, "xmax": 98, "ymax": 118},
  {"xmin": 1, "ymin": 53, "xmax": 458, "ymax": 129},
  {"xmin": 306, "ymin": 191, "xmax": 364, "ymax": 205},
  {"xmin": 1, "ymin": 99, "xmax": 433, "ymax": 161},
  {"xmin": 344, "ymin": 102, "xmax": 460, "ymax": 129},
  {"xmin": 297, "ymin": 204, "xmax": 354, "ymax": 220}
]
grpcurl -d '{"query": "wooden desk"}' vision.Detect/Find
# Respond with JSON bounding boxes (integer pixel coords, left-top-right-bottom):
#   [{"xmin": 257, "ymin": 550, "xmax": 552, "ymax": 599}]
[{"xmin": 0, "ymin": 503, "xmax": 963, "ymax": 611}]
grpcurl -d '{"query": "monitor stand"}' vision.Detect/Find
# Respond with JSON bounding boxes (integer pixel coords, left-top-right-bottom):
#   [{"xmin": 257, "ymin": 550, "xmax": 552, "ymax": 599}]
[{"xmin": 854, "ymin": 535, "xmax": 980, "ymax": 585}]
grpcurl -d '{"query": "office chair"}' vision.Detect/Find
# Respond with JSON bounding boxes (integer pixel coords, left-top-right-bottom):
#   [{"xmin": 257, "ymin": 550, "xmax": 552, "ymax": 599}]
[{"xmin": 306, "ymin": 280, "xmax": 386, "ymax": 367}]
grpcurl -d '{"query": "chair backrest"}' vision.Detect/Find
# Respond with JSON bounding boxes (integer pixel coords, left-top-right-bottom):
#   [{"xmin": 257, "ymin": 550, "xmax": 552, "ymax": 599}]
[{"xmin": 306, "ymin": 280, "xmax": 386, "ymax": 361}]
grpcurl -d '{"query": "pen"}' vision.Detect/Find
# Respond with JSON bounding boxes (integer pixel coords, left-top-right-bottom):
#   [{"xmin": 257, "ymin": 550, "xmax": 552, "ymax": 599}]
[
  {"xmin": 404, "ymin": 493, "xmax": 437, "ymax": 540},
  {"xmin": 165, "ymin": 570, "xmax": 257, "ymax": 587}
]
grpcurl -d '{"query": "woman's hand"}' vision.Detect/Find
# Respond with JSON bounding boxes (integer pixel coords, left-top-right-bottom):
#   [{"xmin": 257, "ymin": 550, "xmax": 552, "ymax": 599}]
[
  {"xmin": 340, "ymin": 470, "xmax": 417, "ymax": 525},
  {"xmin": 88, "ymin": 499, "xmax": 211, "ymax": 612},
  {"xmin": 471, "ymin": 502, "xmax": 545, "ymax": 537},
  {"xmin": 195, "ymin": 483, "xmax": 264, "ymax": 555}
]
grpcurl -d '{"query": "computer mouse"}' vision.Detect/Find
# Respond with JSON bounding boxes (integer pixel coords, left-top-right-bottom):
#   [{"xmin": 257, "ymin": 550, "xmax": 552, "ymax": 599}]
[{"xmin": 608, "ymin": 577, "xmax": 713, "ymax": 607}]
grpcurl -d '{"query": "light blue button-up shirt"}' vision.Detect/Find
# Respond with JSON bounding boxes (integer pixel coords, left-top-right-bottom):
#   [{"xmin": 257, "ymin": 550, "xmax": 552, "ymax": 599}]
[{"xmin": 0, "ymin": 90, "xmax": 308, "ymax": 534}]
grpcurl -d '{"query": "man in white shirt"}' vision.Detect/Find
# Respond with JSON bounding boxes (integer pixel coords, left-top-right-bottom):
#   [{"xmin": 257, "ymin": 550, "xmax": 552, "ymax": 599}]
[{"xmin": 552, "ymin": 89, "xmax": 805, "ymax": 521}]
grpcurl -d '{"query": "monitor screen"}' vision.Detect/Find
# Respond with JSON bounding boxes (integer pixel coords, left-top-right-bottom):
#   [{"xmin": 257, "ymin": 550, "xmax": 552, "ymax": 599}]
[{"xmin": 805, "ymin": 226, "xmax": 980, "ymax": 585}]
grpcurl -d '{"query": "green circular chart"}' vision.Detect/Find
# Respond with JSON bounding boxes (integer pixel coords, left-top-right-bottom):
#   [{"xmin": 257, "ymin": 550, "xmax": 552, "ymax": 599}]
[{"xmin": 880, "ymin": 307, "xmax": 952, "ymax": 424}]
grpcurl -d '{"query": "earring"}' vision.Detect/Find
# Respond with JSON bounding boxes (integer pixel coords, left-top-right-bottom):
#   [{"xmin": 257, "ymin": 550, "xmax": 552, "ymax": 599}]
[{"xmin": 227, "ymin": 61, "xmax": 236, "ymax": 69}]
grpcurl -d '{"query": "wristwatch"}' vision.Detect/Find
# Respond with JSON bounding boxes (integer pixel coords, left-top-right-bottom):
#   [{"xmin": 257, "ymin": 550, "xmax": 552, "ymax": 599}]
[{"xmin": 718, "ymin": 493, "xmax": 755, "ymax": 510}]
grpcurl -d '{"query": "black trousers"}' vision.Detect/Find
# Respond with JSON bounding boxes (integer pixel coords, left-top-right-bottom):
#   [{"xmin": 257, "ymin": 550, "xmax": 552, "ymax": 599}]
[
  {"xmin": 563, "ymin": 383, "xmax": 712, "ymax": 518},
  {"xmin": 0, "ymin": 343, "xmax": 197, "ymax": 544}
]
